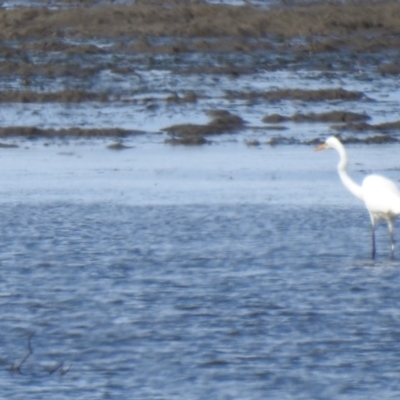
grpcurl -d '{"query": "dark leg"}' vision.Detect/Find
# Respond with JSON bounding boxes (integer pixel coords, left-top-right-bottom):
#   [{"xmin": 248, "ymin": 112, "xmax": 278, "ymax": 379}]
[
  {"xmin": 371, "ymin": 223, "xmax": 376, "ymax": 259},
  {"xmin": 388, "ymin": 220, "xmax": 395, "ymax": 258}
]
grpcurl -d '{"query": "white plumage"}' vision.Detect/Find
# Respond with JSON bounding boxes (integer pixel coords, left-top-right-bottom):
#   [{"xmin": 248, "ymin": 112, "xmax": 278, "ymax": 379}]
[{"xmin": 316, "ymin": 136, "xmax": 400, "ymax": 258}]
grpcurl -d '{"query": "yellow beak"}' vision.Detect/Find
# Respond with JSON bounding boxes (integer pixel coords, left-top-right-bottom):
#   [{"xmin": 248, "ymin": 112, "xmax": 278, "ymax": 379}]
[{"xmin": 315, "ymin": 143, "xmax": 327, "ymax": 151}]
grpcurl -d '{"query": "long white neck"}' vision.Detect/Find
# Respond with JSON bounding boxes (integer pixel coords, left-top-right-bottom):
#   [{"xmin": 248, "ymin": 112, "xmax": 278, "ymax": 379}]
[{"xmin": 335, "ymin": 142, "xmax": 364, "ymax": 201}]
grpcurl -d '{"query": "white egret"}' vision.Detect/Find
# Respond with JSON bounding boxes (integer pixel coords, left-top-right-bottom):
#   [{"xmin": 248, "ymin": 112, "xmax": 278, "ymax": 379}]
[{"xmin": 316, "ymin": 136, "xmax": 400, "ymax": 258}]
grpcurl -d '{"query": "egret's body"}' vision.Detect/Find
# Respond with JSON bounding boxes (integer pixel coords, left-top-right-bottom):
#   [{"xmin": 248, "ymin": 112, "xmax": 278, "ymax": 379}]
[{"xmin": 316, "ymin": 136, "xmax": 400, "ymax": 258}]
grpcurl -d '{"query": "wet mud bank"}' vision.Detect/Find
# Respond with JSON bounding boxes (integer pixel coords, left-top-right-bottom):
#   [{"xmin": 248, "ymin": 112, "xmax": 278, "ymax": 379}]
[
  {"xmin": 2, "ymin": 1, "xmax": 400, "ymax": 45},
  {"xmin": 0, "ymin": 1, "xmax": 399, "ymax": 145}
]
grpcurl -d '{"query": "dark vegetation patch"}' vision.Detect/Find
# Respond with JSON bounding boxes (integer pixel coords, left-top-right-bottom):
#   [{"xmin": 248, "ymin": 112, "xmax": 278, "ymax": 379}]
[
  {"xmin": 291, "ymin": 111, "xmax": 369, "ymax": 123},
  {"xmin": 165, "ymin": 136, "xmax": 210, "ymax": 146},
  {"xmin": 263, "ymin": 114, "xmax": 291, "ymax": 123},
  {"xmin": 264, "ymin": 125, "xmax": 288, "ymax": 131},
  {"xmin": 0, "ymin": 89, "xmax": 203, "ymax": 105},
  {"xmin": 114, "ymin": 37, "xmax": 274, "ymax": 56},
  {"xmin": 245, "ymin": 139, "xmax": 261, "ymax": 147},
  {"xmin": 166, "ymin": 92, "xmax": 199, "ymax": 103},
  {"xmin": 334, "ymin": 120, "xmax": 400, "ymax": 133},
  {"xmin": 107, "ymin": 142, "xmax": 133, "ymax": 150},
  {"xmin": 226, "ymin": 88, "xmax": 364, "ymax": 102},
  {"xmin": 268, "ymin": 134, "xmax": 399, "ymax": 146},
  {"xmin": 20, "ymin": 40, "xmax": 106, "ymax": 55},
  {"xmin": 163, "ymin": 110, "xmax": 245, "ymax": 145},
  {"xmin": 164, "ymin": 110, "xmax": 245, "ymax": 141},
  {"xmin": 267, "ymin": 136, "xmax": 301, "ymax": 146},
  {"xmin": 0, "ymin": 91, "xmax": 109, "ymax": 103},
  {"xmin": 0, "ymin": 62, "xmax": 103, "ymax": 79},
  {"xmin": 263, "ymin": 111, "xmax": 370, "ymax": 123},
  {"xmin": 0, "ymin": 127, "xmax": 143, "ymax": 138},
  {"xmin": 300, "ymin": 34, "xmax": 400, "ymax": 53},
  {"xmin": 180, "ymin": 64, "xmax": 259, "ymax": 76},
  {"xmin": 377, "ymin": 63, "xmax": 400, "ymax": 75},
  {"xmin": 338, "ymin": 135, "xmax": 399, "ymax": 144}
]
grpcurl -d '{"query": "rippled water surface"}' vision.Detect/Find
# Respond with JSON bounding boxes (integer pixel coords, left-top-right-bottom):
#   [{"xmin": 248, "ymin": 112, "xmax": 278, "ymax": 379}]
[{"xmin": 1, "ymin": 200, "xmax": 400, "ymax": 399}]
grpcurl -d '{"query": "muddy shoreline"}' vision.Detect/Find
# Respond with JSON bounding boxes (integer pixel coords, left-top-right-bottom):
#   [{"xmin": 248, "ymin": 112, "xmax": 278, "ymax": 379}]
[{"xmin": 0, "ymin": 1, "xmax": 399, "ymax": 144}]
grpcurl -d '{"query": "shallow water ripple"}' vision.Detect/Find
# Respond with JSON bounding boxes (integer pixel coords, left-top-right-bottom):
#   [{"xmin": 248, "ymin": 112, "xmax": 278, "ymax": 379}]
[{"xmin": 0, "ymin": 203, "xmax": 400, "ymax": 399}]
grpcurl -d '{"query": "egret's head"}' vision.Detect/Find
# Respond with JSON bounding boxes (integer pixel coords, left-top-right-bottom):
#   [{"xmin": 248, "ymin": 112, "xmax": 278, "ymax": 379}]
[{"xmin": 315, "ymin": 136, "xmax": 340, "ymax": 151}]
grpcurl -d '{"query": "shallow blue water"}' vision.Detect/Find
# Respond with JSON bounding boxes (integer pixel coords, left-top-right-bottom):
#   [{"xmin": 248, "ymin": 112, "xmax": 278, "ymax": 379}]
[{"xmin": 0, "ymin": 203, "xmax": 400, "ymax": 399}]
